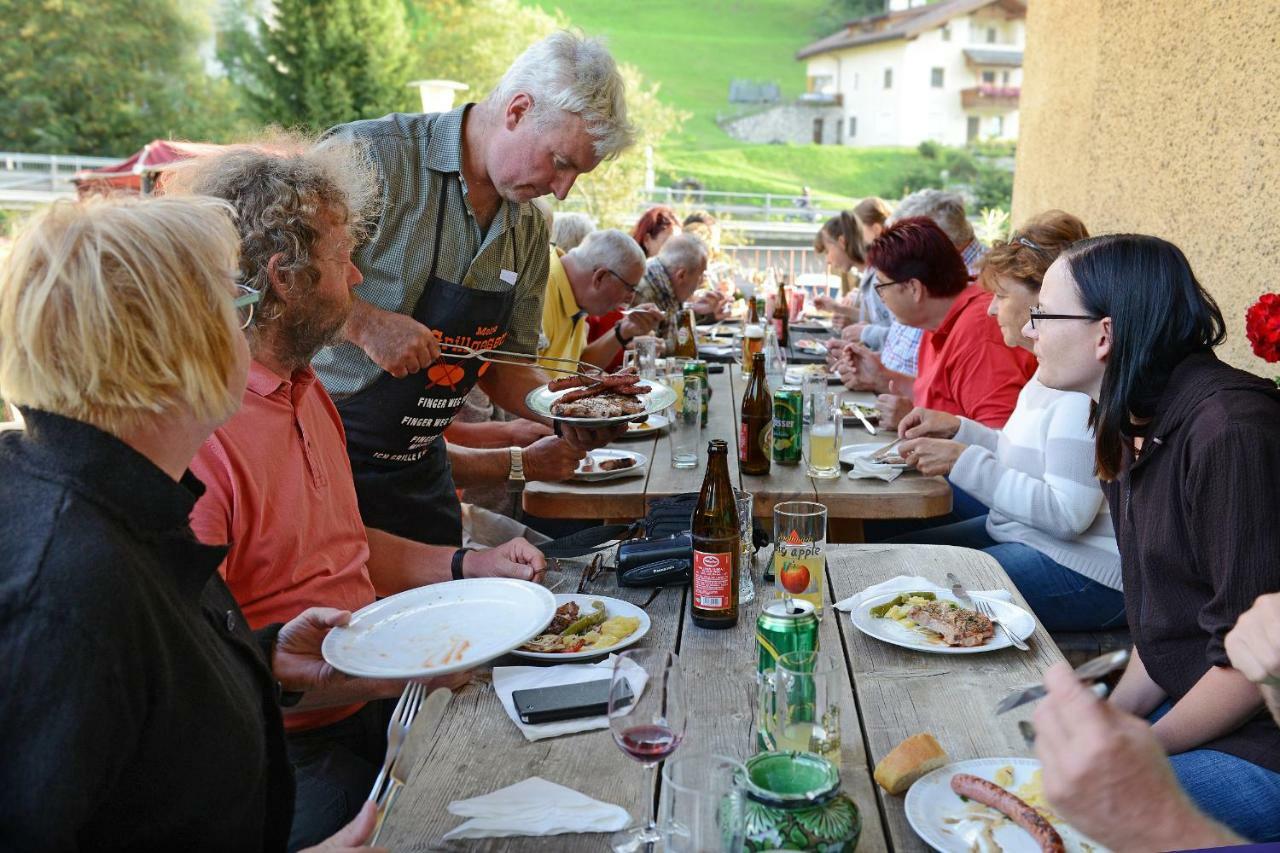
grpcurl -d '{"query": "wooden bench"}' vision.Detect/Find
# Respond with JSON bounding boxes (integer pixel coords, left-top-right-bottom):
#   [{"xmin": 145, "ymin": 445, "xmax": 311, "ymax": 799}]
[{"xmin": 1049, "ymin": 628, "xmax": 1132, "ymax": 669}]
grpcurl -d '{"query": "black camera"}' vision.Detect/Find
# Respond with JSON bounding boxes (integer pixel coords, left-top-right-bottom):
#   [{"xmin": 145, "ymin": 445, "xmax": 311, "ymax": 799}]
[{"xmin": 616, "ymin": 531, "xmax": 692, "ymax": 587}]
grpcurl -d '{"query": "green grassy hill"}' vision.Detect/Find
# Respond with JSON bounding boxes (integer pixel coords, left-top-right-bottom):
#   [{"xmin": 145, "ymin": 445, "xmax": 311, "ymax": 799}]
[{"xmin": 530, "ymin": 0, "xmax": 925, "ymax": 201}]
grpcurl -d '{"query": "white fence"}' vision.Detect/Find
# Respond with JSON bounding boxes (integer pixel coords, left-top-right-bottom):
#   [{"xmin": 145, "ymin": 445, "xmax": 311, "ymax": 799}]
[{"xmin": 0, "ymin": 152, "xmax": 117, "ymax": 206}]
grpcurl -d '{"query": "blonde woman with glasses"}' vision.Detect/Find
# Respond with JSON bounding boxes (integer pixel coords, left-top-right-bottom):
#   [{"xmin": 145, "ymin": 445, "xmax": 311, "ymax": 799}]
[{"xmin": 0, "ymin": 196, "xmax": 383, "ymax": 852}]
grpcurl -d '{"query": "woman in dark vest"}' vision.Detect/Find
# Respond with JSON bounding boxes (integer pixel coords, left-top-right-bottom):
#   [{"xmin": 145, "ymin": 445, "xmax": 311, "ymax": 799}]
[{"xmin": 1029, "ymin": 232, "xmax": 1280, "ymax": 841}]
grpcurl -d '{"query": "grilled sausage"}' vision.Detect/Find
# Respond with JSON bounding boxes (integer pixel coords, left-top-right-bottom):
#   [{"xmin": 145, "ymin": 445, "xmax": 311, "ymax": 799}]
[
  {"xmin": 950, "ymin": 774, "xmax": 1065, "ymax": 853},
  {"xmin": 548, "ymin": 375, "xmax": 594, "ymax": 392},
  {"xmin": 554, "ymin": 383, "xmax": 607, "ymax": 404}
]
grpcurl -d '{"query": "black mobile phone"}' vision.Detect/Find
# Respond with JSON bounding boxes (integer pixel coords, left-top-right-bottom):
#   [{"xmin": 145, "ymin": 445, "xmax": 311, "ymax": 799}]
[{"xmin": 512, "ymin": 678, "xmax": 634, "ymax": 725}]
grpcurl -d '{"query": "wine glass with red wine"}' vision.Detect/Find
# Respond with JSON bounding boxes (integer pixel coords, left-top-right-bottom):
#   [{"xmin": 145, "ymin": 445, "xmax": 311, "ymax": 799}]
[{"xmin": 608, "ymin": 648, "xmax": 687, "ymax": 852}]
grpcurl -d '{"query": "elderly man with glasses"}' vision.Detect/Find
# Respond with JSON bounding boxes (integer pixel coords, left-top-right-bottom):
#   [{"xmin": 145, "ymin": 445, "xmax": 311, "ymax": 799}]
[{"xmin": 538, "ymin": 228, "xmax": 662, "ymax": 370}]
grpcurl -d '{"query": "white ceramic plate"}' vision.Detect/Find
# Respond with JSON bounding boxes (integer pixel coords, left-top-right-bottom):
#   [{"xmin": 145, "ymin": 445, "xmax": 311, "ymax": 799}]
[
  {"xmin": 321, "ymin": 578, "xmax": 556, "ymax": 678},
  {"xmin": 572, "ymin": 449, "xmax": 648, "ymax": 482},
  {"xmin": 850, "ymin": 590, "xmax": 1036, "ymax": 654},
  {"xmin": 905, "ymin": 757, "xmax": 1105, "ymax": 853},
  {"xmin": 619, "ymin": 413, "xmax": 670, "ymax": 438},
  {"xmin": 509, "ymin": 593, "xmax": 652, "ymax": 661},
  {"xmin": 840, "ymin": 442, "xmax": 909, "ymax": 469},
  {"xmin": 525, "ymin": 378, "xmax": 677, "ymax": 428}
]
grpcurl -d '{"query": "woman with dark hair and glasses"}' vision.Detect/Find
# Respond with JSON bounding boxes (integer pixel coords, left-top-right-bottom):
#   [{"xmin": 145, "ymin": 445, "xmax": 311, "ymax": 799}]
[
  {"xmin": 886, "ymin": 211, "xmax": 1125, "ymax": 632},
  {"xmin": 1028, "ymin": 233, "xmax": 1280, "ymax": 841}
]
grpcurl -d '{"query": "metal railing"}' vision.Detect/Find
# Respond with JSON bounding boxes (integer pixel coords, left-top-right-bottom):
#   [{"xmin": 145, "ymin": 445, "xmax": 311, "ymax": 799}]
[
  {"xmin": 0, "ymin": 152, "xmax": 118, "ymax": 205},
  {"xmin": 640, "ymin": 186, "xmax": 846, "ymax": 223}
]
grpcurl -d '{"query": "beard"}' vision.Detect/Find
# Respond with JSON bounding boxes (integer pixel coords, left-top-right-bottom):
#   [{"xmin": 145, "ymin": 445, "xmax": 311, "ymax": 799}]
[{"xmin": 275, "ymin": 290, "xmax": 350, "ymax": 370}]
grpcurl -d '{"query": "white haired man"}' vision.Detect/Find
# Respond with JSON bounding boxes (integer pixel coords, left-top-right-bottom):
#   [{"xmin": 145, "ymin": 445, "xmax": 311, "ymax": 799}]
[
  {"xmin": 633, "ymin": 233, "xmax": 713, "ymax": 341},
  {"xmin": 314, "ymin": 31, "xmax": 635, "ymax": 548},
  {"xmin": 539, "ymin": 228, "xmax": 662, "ymax": 370}
]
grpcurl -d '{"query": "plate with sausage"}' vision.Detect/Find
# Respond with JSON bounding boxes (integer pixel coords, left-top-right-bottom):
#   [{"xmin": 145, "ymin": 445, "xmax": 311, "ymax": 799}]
[
  {"xmin": 572, "ymin": 449, "xmax": 648, "ymax": 482},
  {"xmin": 905, "ymin": 757, "xmax": 1105, "ymax": 853},
  {"xmin": 525, "ymin": 370, "xmax": 677, "ymax": 427}
]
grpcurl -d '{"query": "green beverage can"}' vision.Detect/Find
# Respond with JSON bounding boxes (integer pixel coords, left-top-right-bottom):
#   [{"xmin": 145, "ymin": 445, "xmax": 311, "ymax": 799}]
[
  {"xmin": 756, "ymin": 598, "xmax": 819, "ymax": 679},
  {"xmin": 682, "ymin": 359, "xmax": 710, "ymax": 426},
  {"xmin": 772, "ymin": 387, "xmax": 803, "ymax": 464}
]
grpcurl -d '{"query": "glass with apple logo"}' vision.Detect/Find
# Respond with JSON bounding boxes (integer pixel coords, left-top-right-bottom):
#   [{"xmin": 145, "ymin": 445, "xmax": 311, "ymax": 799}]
[{"xmin": 772, "ymin": 502, "xmax": 827, "ymax": 619}]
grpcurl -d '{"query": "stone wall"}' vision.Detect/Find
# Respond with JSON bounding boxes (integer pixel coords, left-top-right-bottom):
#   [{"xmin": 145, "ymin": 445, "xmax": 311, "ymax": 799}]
[
  {"xmin": 720, "ymin": 103, "xmax": 845, "ymax": 146},
  {"xmin": 1013, "ymin": 0, "xmax": 1280, "ymax": 373}
]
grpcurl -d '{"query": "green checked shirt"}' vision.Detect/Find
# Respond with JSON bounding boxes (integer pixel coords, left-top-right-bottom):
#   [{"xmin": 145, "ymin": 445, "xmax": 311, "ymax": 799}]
[{"xmin": 312, "ymin": 106, "xmax": 551, "ymax": 397}]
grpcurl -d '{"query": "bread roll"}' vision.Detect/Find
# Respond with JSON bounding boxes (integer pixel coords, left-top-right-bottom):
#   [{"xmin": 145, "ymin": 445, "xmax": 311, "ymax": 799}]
[{"xmin": 874, "ymin": 732, "xmax": 948, "ymax": 794}]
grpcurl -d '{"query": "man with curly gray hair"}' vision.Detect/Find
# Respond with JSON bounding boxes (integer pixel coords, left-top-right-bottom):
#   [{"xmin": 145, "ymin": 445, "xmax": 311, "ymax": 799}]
[
  {"xmin": 313, "ymin": 30, "xmax": 635, "ymax": 550},
  {"xmin": 176, "ymin": 144, "xmax": 547, "ymax": 849}
]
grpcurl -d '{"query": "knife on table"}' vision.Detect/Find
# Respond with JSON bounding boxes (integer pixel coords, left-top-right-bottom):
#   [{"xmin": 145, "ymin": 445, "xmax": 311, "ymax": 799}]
[
  {"xmin": 996, "ymin": 647, "xmax": 1130, "ymax": 715},
  {"xmin": 372, "ymin": 687, "xmax": 453, "ymax": 844},
  {"xmin": 851, "ymin": 405, "xmax": 877, "ymax": 436}
]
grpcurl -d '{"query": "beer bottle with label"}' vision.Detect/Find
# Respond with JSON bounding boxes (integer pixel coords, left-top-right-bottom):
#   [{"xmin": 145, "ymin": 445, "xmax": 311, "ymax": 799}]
[
  {"xmin": 772, "ymin": 275, "xmax": 790, "ymax": 348},
  {"xmin": 739, "ymin": 351, "xmax": 772, "ymax": 475},
  {"xmin": 691, "ymin": 439, "xmax": 740, "ymax": 629},
  {"xmin": 673, "ymin": 306, "xmax": 698, "ymax": 359}
]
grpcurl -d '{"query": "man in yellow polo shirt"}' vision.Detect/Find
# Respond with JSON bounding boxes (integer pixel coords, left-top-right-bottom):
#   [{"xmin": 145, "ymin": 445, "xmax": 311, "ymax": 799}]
[{"xmin": 539, "ymin": 229, "xmax": 662, "ymax": 370}]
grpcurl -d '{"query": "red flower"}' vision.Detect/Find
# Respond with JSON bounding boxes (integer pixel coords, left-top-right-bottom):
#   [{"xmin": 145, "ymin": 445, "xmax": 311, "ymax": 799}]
[{"xmin": 1245, "ymin": 293, "xmax": 1280, "ymax": 363}]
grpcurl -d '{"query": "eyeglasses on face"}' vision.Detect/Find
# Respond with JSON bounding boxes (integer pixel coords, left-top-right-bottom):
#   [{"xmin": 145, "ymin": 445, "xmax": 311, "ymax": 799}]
[
  {"xmin": 605, "ymin": 268, "xmax": 641, "ymax": 293},
  {"xmin": 873, "ymin": 277, "xmax": 909, "ymax": 292},
  {"xmin": 1027, "ymin": 306, "xmax": 1101, "ymax": 330},
  {"xmin": 233, "ymin": 283, "xmax": 263, "ymax": 330}
]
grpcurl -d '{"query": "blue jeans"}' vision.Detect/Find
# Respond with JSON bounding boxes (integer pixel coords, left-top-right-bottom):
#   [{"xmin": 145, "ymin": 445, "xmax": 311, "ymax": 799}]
[
  {"xmin": 863, "ymin": 479, "xmax": 989, "ymax": 542},
  {"xmin": 1150, "ymin": 702, "xmax": 1280, "ymax": 842},
  {"xmin": 884, "ymin": 516, "xmax": 1127, "ymax": 632}
]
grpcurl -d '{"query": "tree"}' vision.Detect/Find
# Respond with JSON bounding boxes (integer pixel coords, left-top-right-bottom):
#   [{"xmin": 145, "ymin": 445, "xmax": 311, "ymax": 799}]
[
  {"xmin": 220, "ymin": 0, "xmax": 416, "ymax": 130},
  {"xmin": 815, "ymin": 0, "xmax": 885, "ymax": 35},
  {"xmin": 0, "ymin": 0, "xmax": 243, "ymax": 155},
  {"xmin": 404, "ymin": 0, "xmax": 687, "ymax": 227}
]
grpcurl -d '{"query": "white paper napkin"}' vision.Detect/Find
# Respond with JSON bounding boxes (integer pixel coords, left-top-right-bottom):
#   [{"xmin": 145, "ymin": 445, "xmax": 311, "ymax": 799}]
[
  {"xmin": 492, "ymin": 655, "xmax": 648, "ymax": 741},
  {"xmin": 847, "ymin": 455, "xmax": 903, "ymax": 482},
  {"xmin": 833, "ymin": 574, "xmax": 1014, "ymax": 613},
  {"xmin": 444, "ymin": 777, "xmax": 630, "ymax": 839}
]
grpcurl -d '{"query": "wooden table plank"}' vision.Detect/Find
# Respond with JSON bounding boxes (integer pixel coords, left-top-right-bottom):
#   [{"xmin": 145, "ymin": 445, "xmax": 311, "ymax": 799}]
[
  {"xmin": 826, "ymin": 544, "xmax": 1066, "ymax": 852},
  {"xmin": 378, "ymin": 579, "xmax": 686, "ymax": 851},
  {"xmin": 669, "ymin": 569, "xmax": 891, "ymax": 853},
  {"xmin": 521, "ymin": 431, "xmax": 657, "ymax": 520}
]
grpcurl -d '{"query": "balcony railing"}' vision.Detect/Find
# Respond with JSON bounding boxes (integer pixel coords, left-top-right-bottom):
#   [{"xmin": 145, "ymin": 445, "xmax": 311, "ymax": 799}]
[{"xmin": 961, "ymin": 85, "xmax": 1020, "ymax": 110}]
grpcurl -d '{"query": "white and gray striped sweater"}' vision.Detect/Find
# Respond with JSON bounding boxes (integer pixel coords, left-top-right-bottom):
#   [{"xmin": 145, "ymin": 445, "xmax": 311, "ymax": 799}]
[{"xmin": 950, "ymin": 373, "xmax": 1122, "ymax": 591}]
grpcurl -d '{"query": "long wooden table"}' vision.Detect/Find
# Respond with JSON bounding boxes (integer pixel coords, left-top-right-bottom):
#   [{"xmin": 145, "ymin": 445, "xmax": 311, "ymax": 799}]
[
  {"xmin": 379, "ymin": 544, "xmax": 1065, "ymax": 851},
  {"xmin": 523, "ymin": 369, "xmax": 952, "ymax": 540}
]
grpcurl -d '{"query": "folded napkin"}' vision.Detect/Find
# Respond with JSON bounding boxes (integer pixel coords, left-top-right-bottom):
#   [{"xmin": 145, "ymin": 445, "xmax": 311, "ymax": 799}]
[
  {"xmin": 444, "ymin": 777, "xmax": 630, "ymax": 840},
  {"xmin": 847, "ymin": 455, "xmax": 903, "ymax": 482},
  {"xmin": 492, "ymin": 655, "xmax": 648, "ymax": 741},
  {"xmin": 833, "ymin": 574, "xmax": 1014, "ymax": 613}
]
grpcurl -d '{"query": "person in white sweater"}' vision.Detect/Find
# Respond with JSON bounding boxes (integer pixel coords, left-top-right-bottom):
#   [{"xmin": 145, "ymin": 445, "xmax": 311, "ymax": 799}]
[{"xmin": 891, "ymin": 211, "xmax": 1125, "ymax": 631}]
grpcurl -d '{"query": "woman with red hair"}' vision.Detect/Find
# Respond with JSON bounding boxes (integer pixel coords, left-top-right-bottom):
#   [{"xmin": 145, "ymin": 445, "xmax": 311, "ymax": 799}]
[
  {"xmin": 588, "ymin": 206, "xmax": 684, "ymax": 368},
  {"xmin": 835, "ymin": 217, "xmax": 1036, "ymax": 428}
]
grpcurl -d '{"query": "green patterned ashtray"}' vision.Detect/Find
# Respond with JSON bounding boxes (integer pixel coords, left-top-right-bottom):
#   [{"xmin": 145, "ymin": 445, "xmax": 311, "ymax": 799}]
[{"xmin": 743, "ymin": 751, "xmax": 861, "ymax": 852}]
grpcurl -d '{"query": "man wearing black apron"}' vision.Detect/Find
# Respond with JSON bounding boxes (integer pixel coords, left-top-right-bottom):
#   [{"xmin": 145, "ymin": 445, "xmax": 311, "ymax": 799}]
[{"xmin": 314, "ymin": 32, "xmax": 635, "ymax": 548}]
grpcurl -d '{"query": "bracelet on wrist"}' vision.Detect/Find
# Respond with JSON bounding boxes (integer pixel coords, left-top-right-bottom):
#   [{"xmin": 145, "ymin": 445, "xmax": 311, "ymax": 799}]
[
  {"xmin": 451, "ymin": 547, "xmax": 473, "ymax": 580},
  {"xmin": 614, "ymin": 324, "xmax": 633, "ymax": 346}
]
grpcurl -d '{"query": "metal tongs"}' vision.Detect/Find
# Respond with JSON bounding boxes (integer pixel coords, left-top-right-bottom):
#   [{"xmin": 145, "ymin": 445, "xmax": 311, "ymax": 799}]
[{"xmin": 436, "ymin": 341, "xmax": 604, "ymax": 379}]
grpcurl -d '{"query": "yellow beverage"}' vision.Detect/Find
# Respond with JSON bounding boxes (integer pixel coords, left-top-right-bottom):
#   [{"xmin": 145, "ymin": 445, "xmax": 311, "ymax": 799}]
[
  {"xmin": 669, "ymin": 374, "xmax": 685, "ymax": 410},
  {"xmin": 775, "ymin": 720, "xmax": 842, "ymax": 763},
  {"xmin": 807, "ymin": 424, "xmax": 839, "ymax": 474},
  {"xmin": 741, "ymin": 325, "xmax": 764, "ymax": 376}
]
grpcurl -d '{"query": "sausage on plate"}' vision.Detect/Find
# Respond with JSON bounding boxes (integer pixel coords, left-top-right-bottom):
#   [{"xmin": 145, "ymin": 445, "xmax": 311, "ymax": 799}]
[{"xmin": 950, "ymin": 773, "xmax": 1065, "ymax": 853}]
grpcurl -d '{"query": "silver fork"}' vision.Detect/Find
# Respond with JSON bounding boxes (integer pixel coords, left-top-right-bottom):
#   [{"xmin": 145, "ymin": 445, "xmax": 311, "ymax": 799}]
[
  {"xmin": 368, "ymin": 682, "xmax": 425, "ymax": 803},
  {"xmin": 973, "ymin": 597, "xmax": 1029, "ymax": 651}
]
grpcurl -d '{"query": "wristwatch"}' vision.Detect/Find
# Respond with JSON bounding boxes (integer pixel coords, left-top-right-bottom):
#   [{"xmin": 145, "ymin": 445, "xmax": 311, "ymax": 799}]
[
  {"xmin": 614, "ymin": 323, "xmax": 633, "ymax": 346},
  {"xmin": 508, "ymin": 446, "xmax": 526, "ymax": 485}
]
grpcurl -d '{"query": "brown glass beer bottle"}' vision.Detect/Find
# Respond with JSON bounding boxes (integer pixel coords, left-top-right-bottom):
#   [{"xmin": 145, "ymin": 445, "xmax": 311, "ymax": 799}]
[
  {"xmin": 739, "ymin": 351, "xmax": 772, "ymax": 475},
  {"xmin": 691, "ymin": 439, "xmax": 740, "ymax": 629}
]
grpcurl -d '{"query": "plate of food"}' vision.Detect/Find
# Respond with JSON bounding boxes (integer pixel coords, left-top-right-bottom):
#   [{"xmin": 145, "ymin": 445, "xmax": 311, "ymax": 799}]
[
  {"xmin": 840, "ymin": 442, "xmax": 909, "ymax": 469},
  {"xmin": 850, "ymin": 589, "xmax": 1036, "ymax": 654},
  {"xmin": 906, "ymin": 757, "xmax": 1104, "ymax": 853},
  {"xmin": 784, "ymin": 364, "xmax": 843, "ymax": 386},
  {"xmin": 840, "ymin": 401, "xmax": 880, "ymax": 426},
  {"xmin": 322, "ymin": 578, "xmax": 556, "ymax": 678},
  {"xmin": 525, "ymin": 370, "xmax": 676, "ymax": 427},
  {"xmin": 510, "ymin": 594, "xmax": 651, "ymax": 661},
  {"xmin": 792, "ymin": 337, "xmax": 829, "ymax": 355},
  {"xmin": 573, "ymin": 449, "xmax": 648, "ymax": 481},
  {"xmin": 620, "ymin": 413, "xmax": 670, "ymax": 437}
]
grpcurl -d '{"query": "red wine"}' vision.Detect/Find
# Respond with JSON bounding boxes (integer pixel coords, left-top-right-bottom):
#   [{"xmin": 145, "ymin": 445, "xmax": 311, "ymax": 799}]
[{"xmin": 614, "ymin": 724, "xmax": 681, "ymax": 763}]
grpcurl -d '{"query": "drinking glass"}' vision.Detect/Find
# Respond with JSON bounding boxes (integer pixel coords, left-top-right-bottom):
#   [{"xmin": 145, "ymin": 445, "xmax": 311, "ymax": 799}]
[
  {"xmin": 802, "ymin": 372, "xmax": 827, "ymax": 425},
  {"xmin": 635, "ymin": 335, "xmax": 659, "ymax": 380},
  {"xmin": 734, "ymin": 488, "xmax": 756, "ymax": 605},
  {"xmin": 661, "ymin": 752, "xmax": 747, "ymax": 853},
  {"xmin": 670, "ymin": 374, "xmax": 703, "ymax": 469},
  {"xmin": 766, "ymin": 651, "xmax": 842, "ymax": 764},
  {"xmin": 772, "ymin": 501, "xmax": 828, "ymax": 618},
  {"xmin": 609, "ymin": 649, "xmax": 688, "ymax": 852},
  {"xmin": 804, "ymin": 391, "xmax": 842, "ymax": 479}
]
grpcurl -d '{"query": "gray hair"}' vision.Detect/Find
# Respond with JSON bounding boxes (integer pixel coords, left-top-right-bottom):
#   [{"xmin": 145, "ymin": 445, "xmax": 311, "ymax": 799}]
[
  {"xmin": 893, "ymin": 188, "xmax": 974, "ymax": 247},
  {"xmin": 488, "ymin": 30, "xmax": 635, "ymax": 160},
  {"xmin": 567, "ymin": 228, "xmax": 644, "ymax": 274},
  {"xmin": 168, "ymin": 136, "xmax": 377, "ymax": 328},
  {"xmin": 552, "ymin": 212, "xmax": 596, "ymax": 251},
  {"xmin": 657, "ymin": 233, "xmax": 709, "ymax": 275}
]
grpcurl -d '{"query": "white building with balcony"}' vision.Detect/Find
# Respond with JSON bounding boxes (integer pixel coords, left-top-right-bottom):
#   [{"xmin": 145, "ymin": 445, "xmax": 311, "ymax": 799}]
[{"xmin": 794, "ymin": 0, "xmax": 1026, "ymax": 148}]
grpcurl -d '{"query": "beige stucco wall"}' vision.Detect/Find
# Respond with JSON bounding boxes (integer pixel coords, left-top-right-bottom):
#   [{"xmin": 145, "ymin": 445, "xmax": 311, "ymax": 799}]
[{"xmin": 1012, "ymin": 0, "xmax": 1280, "ymax": 373}]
